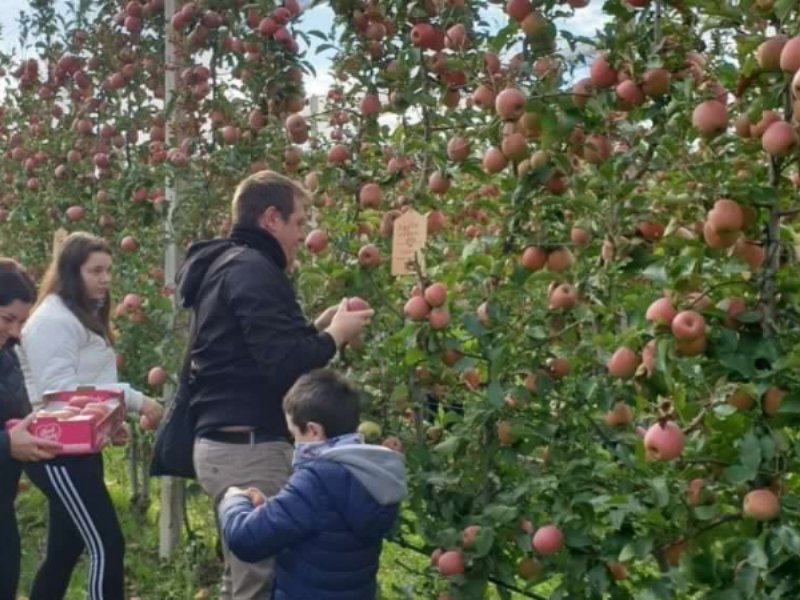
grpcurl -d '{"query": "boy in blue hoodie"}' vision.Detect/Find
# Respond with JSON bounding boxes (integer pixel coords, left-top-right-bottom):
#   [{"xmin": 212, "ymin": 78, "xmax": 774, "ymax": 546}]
[{"xmin": 219, "ymin": 369, "xmax": 407, "ymax": 600}]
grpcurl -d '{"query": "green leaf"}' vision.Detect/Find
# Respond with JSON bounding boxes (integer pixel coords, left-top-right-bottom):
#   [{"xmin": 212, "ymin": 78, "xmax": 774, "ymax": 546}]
[
  {"xmin": 723, "ymin": 465, "xmax": 757, "ymax": 485},
  {"xmin": 734, "ymin": 564, "xmax": 758, "ymax": 597},
  {"xmin": 736, "ymin": 310, "xmax": 761, "ymax": 323},
  {"xmin": 404, "ymin": 347, "xmax": 426, "ymax": 366},
  {"xmin": 713, "ymin": 404, "xmax": 738, "ymax": 418},
  {"xmin": 619, "ymin": 537, "xmax": 652, "ymax": 561},
  {"xmin": 650, "ymin": 478, "xmax": 670, "ymax": 508},
  {"xmin": 463, "ymin": 578, "xmax": 488, "ymax": 598},
  {"xmin": 745, "ymin": 537, "xmax": 768, "ymax": 569},
  {"xmin": 694, "ymin": 505, "xmax": 719, "ymax": 521},
  {"xmin": 525, "ymin": 325, "xmax": 548, "ymax": 340},
  {"xmin": 486, "ymin": 381, "xmax": 504, "ymax": 408},
  {"xmin": 642, "ymin": 264, "xmax": 668, "ymax": 284},
  {"xmin": 314, "ymin": 43, "xmax": 337, "ymax": 55},
  {"xmin": 777, "ymin": 525, "xmax": 800, "ymax": 554},
  {"xmin": 473, "ymin": 527, "xmax": 495, "ymax": 557},
  {"xmin": 496, "ymin": 585, "xmax": 513, "ymax": 600},
  {"xmin": 656, "ymin": 337, "xmax": 670, "ymax": 375},
  {"xmin": 433, "ymin": 436, "xmax": 461, "ymax": 456},
  {"xmin": 483, "ymin": 504, "xmax": 517, "ymax": 522},
  {"xmin": 775, "ymin": 0, "xmax": 798, "ymax": 21},
  {"xmin": 463, "ymin": 313, "xmax": 485, "ymax": 337},
  {"xmin": 739, "ymin": 432, "xmax": 762, "ymax": 470},
  {"xmin": 778, "ymin": 397, "xmax": 800, "ymax": 414},
  {"xmin": 759, "ymin": 435, "xmax": 776, "ymax": 462},
  {"xmin": 588, "ymin": 564, "xmax": 609, "ymax": 595},
  {"xmin": 306, "ymin": 29, "xmax": 328, "ymax": 41}
]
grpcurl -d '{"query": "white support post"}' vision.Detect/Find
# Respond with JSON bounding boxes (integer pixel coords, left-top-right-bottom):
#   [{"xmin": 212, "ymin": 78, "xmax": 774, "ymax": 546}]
[{"xmin": 159, "ymin": 0, "xmax": 185, "ymax": 560}]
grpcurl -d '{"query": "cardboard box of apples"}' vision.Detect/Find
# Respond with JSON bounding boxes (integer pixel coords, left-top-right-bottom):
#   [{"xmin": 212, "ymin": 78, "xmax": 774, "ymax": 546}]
[{"xmin": 6, "ymin": 386, "xmax": 126, "ymax": 455}]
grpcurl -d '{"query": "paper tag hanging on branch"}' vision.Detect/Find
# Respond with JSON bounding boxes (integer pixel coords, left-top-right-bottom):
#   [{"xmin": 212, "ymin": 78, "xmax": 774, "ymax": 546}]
[
  {"xmin": 52, "ymin": 227, "xmax": 68, "ymax": 255},
  {"xmin": 391, "ymin": 210, "xmax": 427, "ymax": 276}
]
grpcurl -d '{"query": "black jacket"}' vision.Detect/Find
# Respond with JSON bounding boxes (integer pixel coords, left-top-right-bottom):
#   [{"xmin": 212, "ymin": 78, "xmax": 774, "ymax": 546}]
[
  {"xmin": 0, "ymin": 341, "xmax": 31, "ymax": 463},
  {"xmin": 176, "ymin": 226, "xmax": 337, "ymax": 438}
]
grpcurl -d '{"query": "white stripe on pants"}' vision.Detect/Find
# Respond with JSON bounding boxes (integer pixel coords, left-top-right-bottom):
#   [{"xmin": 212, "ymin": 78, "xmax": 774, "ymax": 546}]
[{"xmin": 45, "ymin": 465, "xmax": 106, "ymax": 599}]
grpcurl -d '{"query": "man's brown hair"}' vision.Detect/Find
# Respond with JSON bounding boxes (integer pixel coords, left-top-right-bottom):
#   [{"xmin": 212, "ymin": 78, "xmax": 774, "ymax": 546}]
[
  {"xmin": 231, "ymin": 170, "xmax": 309, "ymax": 228},
  {"xmin": 283, "ymin": 369, "xmax": 361, "ymax": 438}
]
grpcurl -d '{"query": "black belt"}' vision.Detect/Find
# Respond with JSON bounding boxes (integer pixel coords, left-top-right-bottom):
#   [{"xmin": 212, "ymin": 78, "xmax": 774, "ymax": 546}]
[{"xmin": 200, "ymin": 430, "xmax": 289, "ymax": 445}]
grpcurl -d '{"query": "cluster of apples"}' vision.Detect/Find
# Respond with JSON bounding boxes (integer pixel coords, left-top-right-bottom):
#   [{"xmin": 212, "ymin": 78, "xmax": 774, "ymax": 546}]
[
  {"xmin": 646, "ymin": 297, "xmax": 708, "ymax": 358},
  {"xmin": 404, "ymin": 282, "xmax": 449, "ymax": 330},
  {"xmin": 40, "ymin": 396, "xmax": 115, "ymax": 422},
  {"xmin": 518, "ymin": 246, "xmax": 575, "ymax": 273},
  {"xmin": 701, "ymin": 199, "xmax": 763, "ymax": 271},
  {"xmin": 693, "ymin": 32, "xmax": 800, "ymax": 156},
  {"xmin": 431, "ymin": 521, "xmax": 565, "ymax": 585}
]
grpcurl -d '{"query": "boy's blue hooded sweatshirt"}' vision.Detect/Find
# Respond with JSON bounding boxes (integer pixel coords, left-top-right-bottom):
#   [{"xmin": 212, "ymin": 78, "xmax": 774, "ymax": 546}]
[{"xmin": 219, "ymin": 443, "xmax": 407, "ymax": 600}]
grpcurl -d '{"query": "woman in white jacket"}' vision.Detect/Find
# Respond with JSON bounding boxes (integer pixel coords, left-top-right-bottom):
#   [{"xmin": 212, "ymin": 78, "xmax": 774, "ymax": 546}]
[{"xmin": 18, "ymin": 232, "xmax": 163, "ymax": 600}]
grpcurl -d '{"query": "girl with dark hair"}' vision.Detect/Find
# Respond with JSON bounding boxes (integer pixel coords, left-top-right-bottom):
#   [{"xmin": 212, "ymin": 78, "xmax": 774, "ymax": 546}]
[
  {"xmin": 18, "ymin": 232, "xmax": 163, "ymax": 600},
  {"xmin": 0, "ymin": 258, "xmax": 61, "ymax": 600}
]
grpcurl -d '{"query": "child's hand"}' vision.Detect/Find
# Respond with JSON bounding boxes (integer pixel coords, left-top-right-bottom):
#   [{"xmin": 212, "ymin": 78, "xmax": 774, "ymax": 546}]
[
  {"xmin": 223, "ymin": 486, "xmax": 249, "ymax": 502},
  {"xmin": 245, "ymin": 487, "xmax": 267, "ymax": 507},
  {"xmin": 223, "ymin": 486, "xmax": 266, "ymax": 506}
]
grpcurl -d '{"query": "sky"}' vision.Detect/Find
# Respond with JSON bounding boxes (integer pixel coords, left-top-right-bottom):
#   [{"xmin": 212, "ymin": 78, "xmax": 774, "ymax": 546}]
[{"xmin": 0, "ymin": 0, "xmax": 608, "ymax": 101}]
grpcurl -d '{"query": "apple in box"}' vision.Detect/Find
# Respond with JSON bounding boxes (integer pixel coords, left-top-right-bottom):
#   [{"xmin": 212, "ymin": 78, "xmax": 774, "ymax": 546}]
[{"xmin": 7, "ymin": 388, "xmax": 127, "ymax": 454}]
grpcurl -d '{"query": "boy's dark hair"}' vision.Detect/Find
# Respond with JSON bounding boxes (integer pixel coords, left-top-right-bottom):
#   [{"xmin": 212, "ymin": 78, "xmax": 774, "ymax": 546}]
[{"xmin": 283, "ymin": 369, "xmax": 361, "ymax": 438}]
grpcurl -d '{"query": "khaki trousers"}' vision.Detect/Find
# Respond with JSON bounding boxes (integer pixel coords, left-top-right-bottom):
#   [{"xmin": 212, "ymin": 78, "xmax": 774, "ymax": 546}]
[{"xmin": 193, "ymin": 438, "xmax": 293, "ymax": 600}]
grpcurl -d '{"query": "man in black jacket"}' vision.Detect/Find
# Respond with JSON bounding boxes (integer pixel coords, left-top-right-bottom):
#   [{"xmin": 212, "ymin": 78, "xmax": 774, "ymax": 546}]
[{"xmin": 177, "ymin": 170, "xmax": 373, "ymax": 600}]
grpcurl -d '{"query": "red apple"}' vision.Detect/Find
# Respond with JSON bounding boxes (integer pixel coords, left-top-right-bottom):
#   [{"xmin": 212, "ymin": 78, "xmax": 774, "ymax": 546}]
[
  {"xmin": 357, "ymin": 244, "xmax": 380, "ymax": 267},
  {"xmin": 66, "ymin": 206, "xmax": 85, "ymax": 221},
  {"xmin": 437, "ymin": 550, "xmax": 464, "ymax": 576},
  {"xmin": 644, "ymin": 421, "xmax": 685, "ymax": 461},
  {"xmin": 520, "ymin": 246, "xmax": 547, "ymax": 271},
  {"xmin": 123, "ymin": 293, "xmax": 142, "ymax": 309},
  {"xmin": 646, "ymin": 297, "xmax": 677, "ymax": 326},
  {"xmin": 671, "ymin": 310, "xmax": 705, "ymax": 341},
  {"xmin": 604, "ymin": 402, "xmax": 634, "ymax": 427},
  {"xmin": 427, "ymin": 307, "xmax": 450, "ymax": 329},
  {"xmin": 305, "ymin": 229, "xmax": 328, "ymax": 254},
  {"xmin": 462, "ymin": 525, "xmax": 481, "ymax": 549},
  {"xmin": 742, "ymin": 489, "xmax": 780, "ymax": 521},
  {"xmin": 531, "ymin": 524, "xmax": 563, "ymax": 555},
  {"xmin": 424, "ymin": 283, "xmax": 448, "ymax": 307},
  {"xmin": 607, "ymin": 347, "xmax": 640, "ymax": 379},
  {"xmin": 359, "ymin": 183, "xmax": 382, "ymax": 209},
  {"xmin": 495, "ymin": 87, "xmax": 526, "ymax": 121},
  {"xmin": 687, "ymin": 478, "xmax": 707, "ymax": 506},
  {"xmin": 147, "ymin": 366, "xmax": 168, "ymax": 386},
  {"xmin": 404, "ymin": 296, "xmax": 430, "ymax": 321},
  {"xmin": 447, "ymin": 136, "xmax": 470, "ymax": 162},
  {"xmin": 120, "ymin": 236, "xmax": 139, "ymax": 253},
  {"xmin": 607, "ymin": 562, "xmax": 629, "ymax": 580}
]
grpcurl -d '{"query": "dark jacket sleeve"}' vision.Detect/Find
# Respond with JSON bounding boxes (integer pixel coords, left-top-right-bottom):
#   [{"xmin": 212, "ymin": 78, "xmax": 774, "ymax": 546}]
[
  {"xmin": 223, "ymin": 260, "xmax": 337, "ymax": 390},
  {"xmin": 0, "ymin": 345, "xmax": 29, "ymax": 465},
  {"xmin": 0, "ymin": 431, "xmax": 11, "ymax": 463},
  {"xmin": 220, "ymin": 468, "xmax": 320, "ymax": 563}
]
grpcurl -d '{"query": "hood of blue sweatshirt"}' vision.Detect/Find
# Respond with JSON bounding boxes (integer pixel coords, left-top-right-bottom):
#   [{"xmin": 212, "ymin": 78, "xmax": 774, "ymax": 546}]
[{"xmin": 321, "ymin": 444, "xmax": 407, "ymax": 506}]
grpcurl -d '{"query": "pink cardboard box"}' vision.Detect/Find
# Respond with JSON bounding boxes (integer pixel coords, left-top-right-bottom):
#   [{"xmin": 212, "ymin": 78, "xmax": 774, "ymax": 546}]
[{"xmin": 5, "ymin": 387, "xmax": 126, "ymax": 455}]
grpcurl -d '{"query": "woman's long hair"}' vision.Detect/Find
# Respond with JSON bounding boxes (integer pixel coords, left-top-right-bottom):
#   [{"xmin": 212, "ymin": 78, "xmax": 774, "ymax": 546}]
[
  {"xmin": 36, "ymin": 232, "xmax": 114, "ymax": 343},
  {"xmin": 0, "ymin": 258, "xmax": 36, "ymax": 307}
]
